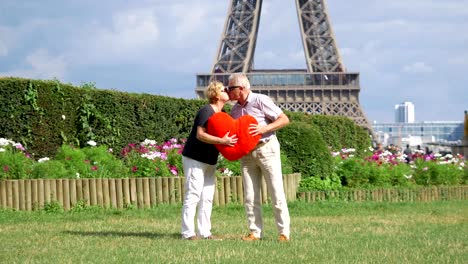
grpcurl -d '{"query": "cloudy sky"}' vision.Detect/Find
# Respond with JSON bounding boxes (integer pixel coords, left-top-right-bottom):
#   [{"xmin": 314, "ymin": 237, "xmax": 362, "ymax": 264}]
[{"xmin": 1, "ymin": 0, "xmax": 467, "ymax": 123}]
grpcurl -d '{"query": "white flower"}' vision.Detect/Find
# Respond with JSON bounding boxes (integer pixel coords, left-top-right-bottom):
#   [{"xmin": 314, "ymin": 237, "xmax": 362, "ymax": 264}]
[
  {"xmin": 343, "ymin": 148, "xmax": 355, "ymax": 153},
  {"xmin": 38, "ymin": 157, "xmax": 50, "ymax": 163},
  {"xmin": 61, "ymin": 115, "xmax": 66, "ymax": 120},
  {"xmin": 0, "ymin": 138, "xmax": 13, "ymax": 147},
  {"xmin": 221, "ymin": 168, "xmax": 233, "ymax": 177},
  {"xmin": 404, "ymin": 175, "xmax": 413, "ymax": 179},
  {"xmin": 142, "ymin": 139, "xmax": 156, "ymax": 146},
  {"xmin": 108, "ymin": 148, "xmax": 113, "ymax": 153},
  {"xmin": 87, "ymin": 140, "xmax": 97, "ymax": 146},
  {"xmin": 76, "ymin": 172, "xmax": 80, "ymax": 178}
]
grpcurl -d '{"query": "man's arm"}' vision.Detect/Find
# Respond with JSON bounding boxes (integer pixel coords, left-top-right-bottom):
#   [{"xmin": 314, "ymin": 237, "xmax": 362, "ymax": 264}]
[{"xmin": 249, "ymin": 113, "xmax": 289, "ymax": 136}]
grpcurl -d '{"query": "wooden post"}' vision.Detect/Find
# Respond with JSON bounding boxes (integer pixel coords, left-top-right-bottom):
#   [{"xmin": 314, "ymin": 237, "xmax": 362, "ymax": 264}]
[
  {"xmin": 76, "ymin": 179, "xmax": 82, "ymax": 202},
  {"xmin": 136, "ymin": 178, "xmax": 144, "ymax": 208},
  {"xmin": 109, "ymin": 179, "xmax": 117, "ymax": 208},
  {"xmin": 31, "ymin": 180, "xmax": 37, "ymax": 210},
  {"xmin": 24, "ymin": 180, "xmax": 31, "ymax": 211},
  {"xmin": 224, "ymin": 177, "xmax": 231, "ymax": 204},
  {"xmin": 169, "ymin": 177, "xmax": 175, "ymax": 204},
  {"xmin": 116, "ymin": 179, "xmax": 123, "ymax": 209},
  {"xmin": 143, "ymin": 178, "xmax": 150, "ymax": 208},
  {"xmin": 46, "ymin": 179, "xmax": 53, "ymax": 204},
  {"xmin": 96, "ymin": 179, "xmax": 104, "ymax": 206},
  {"xmin": 230, "ymin": 177, "xmax": 237, "ymax": 203},
  {"xmin": 37, "ymin": 179, "xmax": 44, "ymax": 209},
  {"xmin": 102, "ymin": 178, "xmax": 110, "ymax": 208},
  {"xmin": 19, "ymin": 180, "xmax": 25, "ymax": 210},
  {"xmin": 0, "ymin": 180, "xmax": 5, "ymax": 208},
  {"xmin": 69, "ymin": 179, "xmax": 77, "ymax": 208},
  {"xmin": 236, "ymin": 177, "xmax": 243, "ymax": 205},
  {"xmin": 122, "ymin": 178, "xmax": 130, "ymax": 207},
  {"xmin": 156, "ymin": 178, "xmax": 163, "ymax": 204},
  {"xmin": 149, "ymin": 178, "xmax": 156, "ymax": 207},
  {"xmin": 82, "ymin": 179, "xmax": 90, "ymax": 206},
  {"xmin": 162, "ymin": 178, "xmax": 169, "ymax": 203},
  {"xmin": 89, "ymin": 179, "xmax": 97, "ymax": 206},
  {"xmin": 218, "ymin": 178, "xmax": 225, "ymax": 206},
  {"xmin": 62, "ymin": 179, "xmax": 70, "ymax": 211},
  {"xmin": 130, "ymin": 178, "xmax": 137, "ymax": 206}
]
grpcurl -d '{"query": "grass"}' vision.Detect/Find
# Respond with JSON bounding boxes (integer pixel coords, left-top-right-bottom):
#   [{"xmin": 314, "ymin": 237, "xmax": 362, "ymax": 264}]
[{"xmin": 0, "ymin": 201, "xmax": 467, "ymax": 263}]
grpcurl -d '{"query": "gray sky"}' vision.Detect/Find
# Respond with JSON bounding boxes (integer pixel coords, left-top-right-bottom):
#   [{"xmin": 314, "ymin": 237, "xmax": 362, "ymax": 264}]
[{"xmin": 1, "ymin": 0, "xmax": 467, "ymax": 122}]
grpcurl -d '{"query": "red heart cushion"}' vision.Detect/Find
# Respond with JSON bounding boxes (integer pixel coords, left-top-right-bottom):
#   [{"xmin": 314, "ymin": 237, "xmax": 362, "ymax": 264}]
[{"xmin": 207, "ymin": 112, "xmax": 261, "ymax": 161}]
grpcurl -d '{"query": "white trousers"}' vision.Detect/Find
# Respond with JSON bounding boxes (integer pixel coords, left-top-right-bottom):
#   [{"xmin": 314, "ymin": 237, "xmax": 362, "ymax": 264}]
[
  {"xmin": 181, "ymin": 156, "xmax": 216, "ymax": 239},
  {"xmin": 241, "ymin": 136, "xmax": 290, "ymax": 238}
]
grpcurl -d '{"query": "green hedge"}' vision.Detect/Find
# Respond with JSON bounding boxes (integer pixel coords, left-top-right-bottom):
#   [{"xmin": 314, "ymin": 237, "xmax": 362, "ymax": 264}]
[
  {"xmin": 0, "ymin": 78, "xmax": 204, "ymax": 158},
  {"xmin": 287, "ymin": 112, "xmax": 371, "ymax": 156},
  {"xmin": 277, "ymin": 121, "xmax": 333, "ymax": 179}
]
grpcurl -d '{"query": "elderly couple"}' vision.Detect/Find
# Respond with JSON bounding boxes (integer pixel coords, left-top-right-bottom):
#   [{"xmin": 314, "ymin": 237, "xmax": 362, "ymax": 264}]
[{"xmin": 181, "ymin": 73, "xmax": 290, "ymax": 242}]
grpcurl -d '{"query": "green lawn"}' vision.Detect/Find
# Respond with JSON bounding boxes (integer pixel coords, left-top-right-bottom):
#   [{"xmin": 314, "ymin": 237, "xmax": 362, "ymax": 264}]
[{"xmin": 0, "ymin": 201, "xmax": 467, "ymax": 263}]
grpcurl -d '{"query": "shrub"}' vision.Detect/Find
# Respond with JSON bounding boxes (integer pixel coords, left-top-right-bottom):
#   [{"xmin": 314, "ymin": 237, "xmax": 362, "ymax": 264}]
[
  {"xmin": 298, "ymin": 172, "xmax": 342, "ymax": 191},
  {"xmin": 31, "ymin": 160, "xmax": 69, "ymax": 179},
  {"xmin": 0, "ymin": 139, "xmax": 33, "ymax": 179},
  {"xmin": 54, "ymin": 141, "xmax": 128, "ymax": 178},
  {"xmin": 277, "ymin": 121, "xmax": 333, "ymax": 179},
  {"xmin": 82, "ymin": 144, "xmax": 128, "ymax": 178},
  {"xmin": 412, "ymin": 157, "xmax": 464, "ymax": 185}
]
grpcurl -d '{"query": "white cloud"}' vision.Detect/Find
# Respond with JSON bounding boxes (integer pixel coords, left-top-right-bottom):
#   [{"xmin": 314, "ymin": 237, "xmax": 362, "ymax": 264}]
[
  {"xmin": 171, "ymin": 4, "xmax": 208, "ymax": 41},
  {"xmin": 68, "ymin": 8, "xmax": 159, "ymax": 64},
  {"xmin": 402, "ymin": 62, "xmax": 433, "ymax": 74},
  {"xmin": 1, "ymin": 49, "xmax": 66, "ymax": 79}
]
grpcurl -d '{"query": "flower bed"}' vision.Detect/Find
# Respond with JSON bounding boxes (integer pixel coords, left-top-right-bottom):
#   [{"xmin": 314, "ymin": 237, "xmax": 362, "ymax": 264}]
[{"xmin": 0, "ymin": 138, "xmax": 238, "ymax": 180}]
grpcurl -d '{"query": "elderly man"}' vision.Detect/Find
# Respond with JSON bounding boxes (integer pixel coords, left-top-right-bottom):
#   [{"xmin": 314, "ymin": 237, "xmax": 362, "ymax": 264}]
[{"xmin": 226, "ymin": 72, "xmax": 291, "ymax": 242}]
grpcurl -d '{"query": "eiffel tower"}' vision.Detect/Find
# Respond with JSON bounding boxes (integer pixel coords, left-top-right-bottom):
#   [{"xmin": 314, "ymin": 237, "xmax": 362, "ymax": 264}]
[{"xmin": 195, "ymin": 0, "xmax": 374, "ymax": 136}]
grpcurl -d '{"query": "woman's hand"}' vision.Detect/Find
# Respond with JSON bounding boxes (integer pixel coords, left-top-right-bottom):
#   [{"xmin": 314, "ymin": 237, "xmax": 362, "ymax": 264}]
[{"xmin": 222, "ymin": 131, "xmax": 238, "ymax": 146}]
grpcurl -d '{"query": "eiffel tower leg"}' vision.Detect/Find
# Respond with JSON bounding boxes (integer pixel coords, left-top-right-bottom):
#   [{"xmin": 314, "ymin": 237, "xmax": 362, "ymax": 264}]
[{"xmin": 212, "ymin": 0, "xmax": 262, "ymax": 73}]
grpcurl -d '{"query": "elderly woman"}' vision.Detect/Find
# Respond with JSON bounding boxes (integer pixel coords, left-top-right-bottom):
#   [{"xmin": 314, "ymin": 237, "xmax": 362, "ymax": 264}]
[{"xmin": 181, "ymin": 81, "xmax": 237, "ymax": 240}]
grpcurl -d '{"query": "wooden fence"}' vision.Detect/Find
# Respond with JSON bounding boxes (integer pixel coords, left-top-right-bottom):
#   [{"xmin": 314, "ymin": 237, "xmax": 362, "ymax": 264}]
[
  {"xmin": 0, "ymin": 173, "xmax": 301, "ymax": 211},
  {"xmin": 298, "ymin": 185, "xmax": 468, "ymax": 203}
]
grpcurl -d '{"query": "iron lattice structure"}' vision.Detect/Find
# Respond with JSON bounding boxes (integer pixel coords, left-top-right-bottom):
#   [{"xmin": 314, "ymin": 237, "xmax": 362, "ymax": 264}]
[{"xmin": 196, "ymin": 0, "xmax": 374, "ymax": 135}]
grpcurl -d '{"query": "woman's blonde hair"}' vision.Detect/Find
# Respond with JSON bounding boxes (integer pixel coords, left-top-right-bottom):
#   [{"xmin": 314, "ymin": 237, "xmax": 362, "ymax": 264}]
[{"xmin": 204, "ymin": 81, "xmax": 224, "ymax": 104}]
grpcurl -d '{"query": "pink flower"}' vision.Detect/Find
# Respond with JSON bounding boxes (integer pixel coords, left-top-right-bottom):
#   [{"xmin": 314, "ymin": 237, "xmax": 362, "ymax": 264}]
[
  {"xmin": 132, "ymin": 166, "xmax": 138, "ymax": 173},
  {"xmin": 91, "ymin": 166, "xmax": 98, "ymax": 171},
  {"xmin": 423, "ymin": 167, "xmax": 428, "ymax": 171},
  {"xmin": 3, "ymin": 165, "xmax": 9, "ymax": 172}
]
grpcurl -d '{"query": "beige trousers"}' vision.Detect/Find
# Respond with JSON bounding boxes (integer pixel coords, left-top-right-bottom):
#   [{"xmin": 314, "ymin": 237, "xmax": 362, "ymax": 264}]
[{"xmin": 240, "ymin": 136, "xmax": 290, "ymax": 238}]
